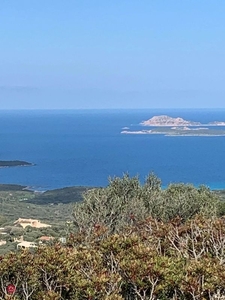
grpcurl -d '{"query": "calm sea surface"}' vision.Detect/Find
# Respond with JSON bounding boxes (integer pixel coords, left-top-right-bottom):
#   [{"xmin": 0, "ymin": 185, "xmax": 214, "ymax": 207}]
[{"xmin": 0, "ymin": 109, "xmax": 225, "ymax": 191}]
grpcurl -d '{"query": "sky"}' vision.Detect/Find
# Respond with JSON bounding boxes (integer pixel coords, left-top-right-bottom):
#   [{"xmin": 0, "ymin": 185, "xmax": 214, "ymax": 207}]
[{"xmin": 0, "ymin": 0, "xmax": 225, "ymax": 109}]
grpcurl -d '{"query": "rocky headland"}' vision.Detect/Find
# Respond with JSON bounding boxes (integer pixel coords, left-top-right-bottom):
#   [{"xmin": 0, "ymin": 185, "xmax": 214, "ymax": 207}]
[{"xmin": 0, "ymin": 160, "xmax": 33, "ymax": 167}]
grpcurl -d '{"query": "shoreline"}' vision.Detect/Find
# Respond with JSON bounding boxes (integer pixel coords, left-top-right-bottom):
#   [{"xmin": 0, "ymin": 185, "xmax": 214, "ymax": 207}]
[
  {"xmin": 0, "ymin": 160, "xmax": 34, "ymax": 168},
  {"xmin": 121, "ymin": 130, "xmax": 225, "ymax": 137},
  {"xmin": 141, "ymin": 124, "xmax": 225, "ymax": 127},
  {"xmin": 0, "ymin": 182, "xmax": 225, "ymax": 193}
]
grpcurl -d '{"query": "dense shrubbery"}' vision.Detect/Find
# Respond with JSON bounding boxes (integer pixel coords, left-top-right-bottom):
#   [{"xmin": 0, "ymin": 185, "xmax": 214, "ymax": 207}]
[
  {"xmin": 0, "ymin": 174, "xmax": 225, "ymax": 299},
  {"xmin": 1, "ymin": 216, "xmax": 225, "ymax": 299},
  {"xmin": 73, "ymin": 174, "xmax": 219, "ymax": 234}
]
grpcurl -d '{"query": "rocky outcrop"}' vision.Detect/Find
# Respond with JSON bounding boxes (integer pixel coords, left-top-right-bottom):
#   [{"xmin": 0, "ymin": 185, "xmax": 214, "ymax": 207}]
[{"xmin": 141, "ymin": 115, "xmax": 201, "ymax": 126}]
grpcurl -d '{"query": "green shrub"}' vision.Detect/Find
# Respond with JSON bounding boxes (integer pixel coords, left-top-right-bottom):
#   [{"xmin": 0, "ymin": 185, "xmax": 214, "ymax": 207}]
[{"xmin": 73, "ymin": 174, "xmax": 219, "ymax": 234}]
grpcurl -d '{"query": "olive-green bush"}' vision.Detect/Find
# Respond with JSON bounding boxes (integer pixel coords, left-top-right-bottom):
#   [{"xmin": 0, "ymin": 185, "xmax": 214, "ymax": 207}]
[{"xmin": 73, "ymin": 174, "xmax": 219, "ymax": 234}]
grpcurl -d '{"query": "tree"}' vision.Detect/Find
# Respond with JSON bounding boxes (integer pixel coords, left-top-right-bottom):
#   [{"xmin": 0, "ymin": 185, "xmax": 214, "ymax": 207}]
[
  {"xmin": 73, "ymin": 174, "xmax": 147, "ymax": 235},
  {"xmin": 73, "ymin": 174, "xmax": 219, "ymax": 234}
]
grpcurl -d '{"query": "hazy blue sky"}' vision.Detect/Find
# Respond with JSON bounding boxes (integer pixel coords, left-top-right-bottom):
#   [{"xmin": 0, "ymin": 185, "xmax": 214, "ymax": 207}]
[{"xmin": 1, "ymin": 0, "xmax": 225, "ymax": 109}]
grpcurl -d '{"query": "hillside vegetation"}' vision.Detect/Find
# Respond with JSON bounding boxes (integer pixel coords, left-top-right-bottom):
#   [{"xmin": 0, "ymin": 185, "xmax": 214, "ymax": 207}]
[
  {"xmin": 1, "ymin": 174, "xmax": 225, "ymax": 299},
  {"xmin": 73, "ymin": 173, "xmax": 219, "ymax": 234}
]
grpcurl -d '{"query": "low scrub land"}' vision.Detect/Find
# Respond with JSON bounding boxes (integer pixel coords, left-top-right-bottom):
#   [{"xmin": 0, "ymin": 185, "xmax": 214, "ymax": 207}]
[
  {"xmin": 1, "ymin": 174, "xmax": 225, "ymax": 299},
  {"xmin": 0, "ymin": 185, "xmax": 90, "ymax": 255}
]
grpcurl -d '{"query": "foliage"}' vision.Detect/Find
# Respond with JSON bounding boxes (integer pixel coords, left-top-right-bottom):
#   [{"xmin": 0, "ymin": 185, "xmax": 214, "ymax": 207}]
[
  {"xmin": 73, "ymin": 173, "xmax": 219, "ymax": 234},
  {"xmin": 160, "ymin": 183, "xmax": 218, "ymax": 221},
  {"xmin": 0, "ymin": 215, "xmax": 7, "ymax": 226},
  {"xmin": 0, "ymin": 184, "xmax": 30, "ymax": 192},
  {"xmin": 1, "ymin": 175, "xmax": 225, "ymax": 299},
  {"xmin": 27, "ymin": 186, "xmax": 90, "ymax": 205},
  {"xmin": 1, "ymin": 216, "xmax": 225, "ymax": 299}
]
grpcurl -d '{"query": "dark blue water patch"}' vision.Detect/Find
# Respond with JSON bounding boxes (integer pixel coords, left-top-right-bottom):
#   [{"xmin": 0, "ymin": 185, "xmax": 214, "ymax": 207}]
[{"xmin": 0, "ymin": 109, "xmax": 225, "ymax": 190}]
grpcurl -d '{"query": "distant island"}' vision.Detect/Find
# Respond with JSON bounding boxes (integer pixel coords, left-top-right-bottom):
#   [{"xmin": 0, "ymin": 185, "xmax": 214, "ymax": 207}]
[
  {"xmin": 121, "ymin": 115, "xmax": 225, "ymax": 136},
  {"xmin": 140, "ymin": 115, "xmax": 225, "ymax": 127},
  {"xmin": 0, "ymin": 160, "xmax": 33, "ymax": 167}
]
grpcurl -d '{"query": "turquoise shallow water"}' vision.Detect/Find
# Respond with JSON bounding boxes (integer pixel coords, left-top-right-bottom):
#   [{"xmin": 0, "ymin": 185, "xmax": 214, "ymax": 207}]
[{"xmin": 0, "ymin": 109, "xmax": 225, "ymax": 190}]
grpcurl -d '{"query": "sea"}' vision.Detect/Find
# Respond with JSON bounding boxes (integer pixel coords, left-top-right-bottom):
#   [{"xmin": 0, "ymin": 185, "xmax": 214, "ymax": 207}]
[{"xmin": 0, "ymin": 108, "xmax": 225, "ymax": 191}]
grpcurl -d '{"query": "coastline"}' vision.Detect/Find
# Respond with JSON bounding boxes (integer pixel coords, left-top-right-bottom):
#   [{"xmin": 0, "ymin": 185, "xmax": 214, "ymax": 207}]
[
  {"xmin": 121, "ymin": 131, "xmax": 225, "ymax": 137},
  {"xmin": 165, "ymin": 134, "xmax": 225, "ymax": 137},
  {"xmin": 141, "ymin": 124, "xmax": 225, "ymax": 127},
  {"xmin": 0, "ymin": 161, "xmax": 34, "ymax": 168},
  {"xmin": 0, "ymin": 182, "xmax": 224, "ymax": 193}
]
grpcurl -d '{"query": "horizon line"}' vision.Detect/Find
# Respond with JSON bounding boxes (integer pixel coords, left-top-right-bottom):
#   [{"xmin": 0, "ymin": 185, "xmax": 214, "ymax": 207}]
[{"xmin": 0, "ymin": 108, "xmax": 225, "ymax": 111}]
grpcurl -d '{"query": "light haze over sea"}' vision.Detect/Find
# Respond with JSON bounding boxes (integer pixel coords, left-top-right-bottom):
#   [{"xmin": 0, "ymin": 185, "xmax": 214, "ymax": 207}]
[{"xmin": 0, "ymin": 109, "xmax": 225, "ymax": 191}]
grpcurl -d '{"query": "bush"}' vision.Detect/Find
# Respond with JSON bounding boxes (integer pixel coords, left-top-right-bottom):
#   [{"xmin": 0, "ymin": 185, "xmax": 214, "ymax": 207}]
[
  {"xmin": 1, "ymin": 216, "xmax": 225, "ymax": 299},
  {"xmin": 73, "ymin": 174, "xmax": 219, "ymax": 234}
]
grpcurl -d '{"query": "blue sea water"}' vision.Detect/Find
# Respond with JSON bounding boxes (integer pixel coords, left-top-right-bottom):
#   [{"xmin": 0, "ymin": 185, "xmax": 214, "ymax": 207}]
[{"xmin": 0, "ymin": 109, "xmax": 225, "ymax": 191}]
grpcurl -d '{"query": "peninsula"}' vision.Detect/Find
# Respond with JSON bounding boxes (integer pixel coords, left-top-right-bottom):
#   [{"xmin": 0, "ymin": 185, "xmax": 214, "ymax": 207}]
[
  {"xmin": 0, "ymin": 160, "xmax": 33, "ymax": 168},
  {"xmin": 121, "ymin": 115, "xmax": 225, "ymax": 136}
]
